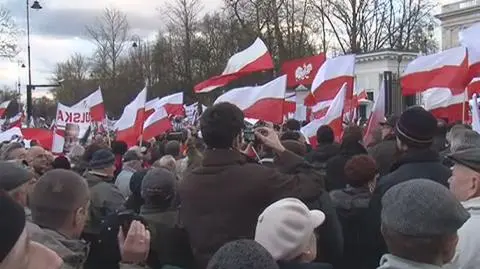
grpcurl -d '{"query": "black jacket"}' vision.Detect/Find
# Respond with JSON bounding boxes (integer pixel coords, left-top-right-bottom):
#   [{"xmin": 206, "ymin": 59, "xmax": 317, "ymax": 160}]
[
  {"xmin": 305, "ymin": 191, "xmax": 343, "ymax": 265},
  {"xmin": 330, "ymin": 187, "xmax": 372, "ymax": 269},
  {"xmin": 364, "ymin": 149, "xmax": 451, "ymax": 269},
  {"xmin": 140, "ymin": 205, "xmax": 194, "ymax": 269},
  {"xmin": 306, "ymin": 144, "xmax": 340, "ymax": 165}
]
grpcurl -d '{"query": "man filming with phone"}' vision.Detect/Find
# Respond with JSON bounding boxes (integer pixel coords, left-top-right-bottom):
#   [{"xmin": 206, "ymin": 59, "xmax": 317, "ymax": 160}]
[{"xmin": 178, "ymin": 102, "xmax": 324, "ymax": 269}]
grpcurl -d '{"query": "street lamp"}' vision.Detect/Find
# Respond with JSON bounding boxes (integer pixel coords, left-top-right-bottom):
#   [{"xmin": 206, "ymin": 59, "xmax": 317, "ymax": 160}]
[{"xmin": 26, "ymin": 0, "xmax": 42, "ymax": 124}]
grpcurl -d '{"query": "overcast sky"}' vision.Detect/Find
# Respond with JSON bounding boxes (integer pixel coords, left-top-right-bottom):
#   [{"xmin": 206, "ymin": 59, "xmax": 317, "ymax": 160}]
[{"xmin": 0, "ymin": 0, "xmax": 222, "ymax": 98}]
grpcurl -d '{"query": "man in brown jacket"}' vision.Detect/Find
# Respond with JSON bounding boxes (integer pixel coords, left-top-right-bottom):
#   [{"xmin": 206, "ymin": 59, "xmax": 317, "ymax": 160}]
[{"xmin": 178, "ymin": 102, "xmax": 325, "ymax": 269}]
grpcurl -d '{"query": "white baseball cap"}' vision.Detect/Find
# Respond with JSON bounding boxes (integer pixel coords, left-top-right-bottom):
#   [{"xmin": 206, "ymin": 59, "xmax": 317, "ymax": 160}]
[{"xmin": 254, "ymin": 198, "xmax": 325, "ymax": 261}]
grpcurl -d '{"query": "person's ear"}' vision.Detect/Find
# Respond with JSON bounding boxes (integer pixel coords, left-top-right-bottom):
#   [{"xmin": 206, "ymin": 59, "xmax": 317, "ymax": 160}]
[
  {"xmin": 470, "ymin": 173, "xmax": 480, "ymax": 198},
  {"xmin": 441, "ymin": 233, "xmax": 459, "ymax": 264}
]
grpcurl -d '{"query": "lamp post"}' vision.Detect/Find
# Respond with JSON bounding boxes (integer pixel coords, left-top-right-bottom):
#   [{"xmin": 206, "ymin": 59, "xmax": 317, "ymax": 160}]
[
  {"xmin": 132, "ymin": 36, "xmax": 151, "ymax": 87},
  {"xmin": 26, "ymin": 0, "xmax": 42, "ymax": 124}
]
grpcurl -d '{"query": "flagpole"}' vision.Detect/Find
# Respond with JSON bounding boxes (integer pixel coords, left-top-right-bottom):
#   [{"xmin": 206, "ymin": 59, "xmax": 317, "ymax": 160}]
[{"xmin": 463, "ymin": 88, "xmax": 467, "ymax": 124}]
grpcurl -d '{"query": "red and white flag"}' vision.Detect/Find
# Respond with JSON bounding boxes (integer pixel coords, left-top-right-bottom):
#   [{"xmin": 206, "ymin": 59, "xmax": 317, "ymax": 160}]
[
  {"xmin": 422, "ymin": 88, "xmax": 466, "ymax": 123},
  {"xmin": 145, "ymin": 97, "xmax": 160, "ymax": 119},
  {"xmin": 0, "ymin": 101, "xmax": 10, "ymax": 118},
  {"xmin": 460, "ymin": 23, "xmax": 480, "ymax": 78},
  {"xmin": 194, "ymin": 38, "xmax": 274, "ymax": 93},
  {"xmin": 72, "ymin": 88, "xmax": 105, "ymax": 122},
  {"xmin": 310, "ymin": 54, "xmax": 355, "ymax": 102},
  {"xmin": 115, "ymin": 88, "xmax": 147, "ymax": 146},
  {"xmin": 143, "ymin": 107, "xmax": 173, "ymax": 141},
  {"xmin": 284, "ymin": 93, "xmax": 296, "ymax": 115},
  {"xmin": 311, "ymin": 100, "xmax": 332, "ymax": 120},
  {"xmin": 364, "ymin": 82, "xmax": 386, "ymax": 146},
  {"xmin": 301, "ymin": 83, "xmax": 347, "ymax": 147},
  {"xmin": 401, "ymin": 47, "xmax": 469, "ymax": 96},
  {"xmin": 467, "ymin": 78, "xmax": 480, "ymax": 97},
  {"xmin": 214, "ymin": 75, "xmax": 287, "ymax": 124},
  {"xmin": 156, "ymin": 92, "xmax": 184, "ymax": 116}
]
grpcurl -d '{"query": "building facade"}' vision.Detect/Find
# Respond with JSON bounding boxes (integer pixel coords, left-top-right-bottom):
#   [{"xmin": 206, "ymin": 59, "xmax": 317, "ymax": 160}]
[
  {"xmin": 355, "ymin": 50, "xmax": 418, "ymax": 118},
  {"xmin": 436, "ymin": 0, "xmax": 480, "ymax": 50}
]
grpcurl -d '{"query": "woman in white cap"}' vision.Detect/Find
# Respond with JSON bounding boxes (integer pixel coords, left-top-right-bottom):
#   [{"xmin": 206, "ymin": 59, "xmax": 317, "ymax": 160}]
[{"xmin": 254, "ymin": 198, "xmax": 333, "ymax": 269}]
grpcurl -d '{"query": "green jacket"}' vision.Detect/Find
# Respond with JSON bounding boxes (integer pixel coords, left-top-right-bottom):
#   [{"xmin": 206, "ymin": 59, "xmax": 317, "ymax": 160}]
[{"xmin": 84, "ymin": 172, "xmax": 126, "ymax": 234}]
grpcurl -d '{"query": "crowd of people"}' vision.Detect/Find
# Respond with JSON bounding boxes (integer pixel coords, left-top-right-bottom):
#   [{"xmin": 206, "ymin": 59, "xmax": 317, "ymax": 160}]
[{"xmin": 1, "ymin": 102, "xmax": 480, "ymax": 269}]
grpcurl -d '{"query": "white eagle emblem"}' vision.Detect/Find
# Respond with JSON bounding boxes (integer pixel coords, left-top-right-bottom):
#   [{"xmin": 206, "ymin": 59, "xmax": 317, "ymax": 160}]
[{"xmin": 295, "ymin": 63, "xmax": 313, "ymax": 82}]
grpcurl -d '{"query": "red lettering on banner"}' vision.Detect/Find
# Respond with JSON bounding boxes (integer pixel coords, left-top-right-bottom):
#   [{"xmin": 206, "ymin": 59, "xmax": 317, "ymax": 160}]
[{"xmin": 57, "ymin": 110, "xmax": 64, "ymax": 122}]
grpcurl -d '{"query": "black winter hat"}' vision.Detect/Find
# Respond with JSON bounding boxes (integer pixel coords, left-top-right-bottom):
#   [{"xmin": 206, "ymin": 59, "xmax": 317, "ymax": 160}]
[
  {"xmin": 0, "ymin": 190, "xmax": 26, "ymax": 263},
  {"xmin": 207, "ymin": 239, "xmax": 279, "ymax": 269},
  {"xmin": 89, "ymin": 149, "xmax": 115, "ymax": 169},
  {"xmin": 396, "ymin": 106, "xmax": 437, "ymax": 147}
]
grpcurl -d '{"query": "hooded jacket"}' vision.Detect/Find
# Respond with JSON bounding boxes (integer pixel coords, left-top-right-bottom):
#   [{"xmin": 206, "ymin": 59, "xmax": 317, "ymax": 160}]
[{"xmin": 27, "ymin": 222, "xmax": 88, "ymax": 269}]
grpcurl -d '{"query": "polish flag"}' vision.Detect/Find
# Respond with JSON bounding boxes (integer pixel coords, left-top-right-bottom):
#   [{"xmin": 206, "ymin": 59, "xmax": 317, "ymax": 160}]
[
  {"xmin": 460, "ymin": 23, "xmax": 480, "ymax": 78},
  {"xmin": 72, "ymin": 88, "xmax": 105, "ymax": 122},
  {"xmin": 284, "ymin": 93, "xmax": 296, "ymax": 115},
  {"xmin": 194, "ymin": 38, "xmax": 274, "ymax": 93},
  {"xmin": 115, "ymin": 88, "xmax": 147, "ymax": 146},
  {"xmin": 311, "ymin": 100, "xmax": 332, "ymax": 120},
  {"xmin": 310, "ymin": 54, "xmax": 355, "ymax": 102},
  {"xmin": 6, "ymin": 112, "xmax": 23, "ymax": 128},
  {"xmin": 467, "ymin": 78, "xmax": 480, "ymax": 97},
  {"xmin": 145, "ymin": 98, "xmax": 159, "ymax": 119},
  {"xmin": 401, "ymin": 47, "xmax": 469, "ymax": 96},
  {"xmin": 471, "ymin": 94, "xmax": 480, "ymax": 133},
  {"xmin": 21, "ymin": 128, "xmax": 53, "ymax": 150},
  {"xmin": 423, "ymin": 88, "xmax": 466, "ymax": 123},
  {"xmin": 364, "ymin": 82, "xmax": 386, "ymax": 146},
  {"xmin": 301, "ymin": 83, "xmax": 347, "ymax": 147},
  {"xmin": 143, "ymin": 107, "xmax": 173, "ymax": 141},
  {"xmin": 157, "ymin": 92, "xmax": 184, "ymax": 116},
  {"xmin": 214, "ymin": 75, "xmax": 287, "ymax": 124},
  {"xmin": 0, "ymin": 101, "xmax": 10, "ymax": 118}
]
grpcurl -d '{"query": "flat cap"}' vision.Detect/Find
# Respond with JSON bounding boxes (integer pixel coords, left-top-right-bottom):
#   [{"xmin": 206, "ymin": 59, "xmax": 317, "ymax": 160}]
[
  {"xmin": 382, "ymin": 179, "xmax": 469, "ymax": 236},
  {"xmin": 0, "ymin": 161, "xmax": 33, "ymax": 191},
  {"xmin": 448, "ymin": 147, "xmax": 480, "ymax": 173}
]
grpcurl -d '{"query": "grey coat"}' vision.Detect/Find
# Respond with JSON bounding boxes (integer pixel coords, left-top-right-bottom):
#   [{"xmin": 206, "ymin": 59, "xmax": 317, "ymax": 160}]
[{"xmin": 84, "ymin": 172, "xmax": 125, "ymax": 234}]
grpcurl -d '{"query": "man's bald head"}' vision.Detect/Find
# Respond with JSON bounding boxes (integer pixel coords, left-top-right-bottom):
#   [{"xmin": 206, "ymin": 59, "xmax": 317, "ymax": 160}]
[{"xmin": 26, "ymin": 146, "xmax": 50, "ymax": 176}]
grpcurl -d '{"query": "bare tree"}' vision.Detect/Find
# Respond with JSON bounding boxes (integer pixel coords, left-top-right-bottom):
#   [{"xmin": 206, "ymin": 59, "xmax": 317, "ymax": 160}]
[
  {"xmin": 0, "ymin": 7, "xmax": 19, "ymax": 58},
  {"xmin": 161, "ymin": 0, "xmax": 203, "ymax": 95},
  {"xmin": 50, "ymin": 53, "xmax": 94, "ymax": 105},
  {"xmin": 86, "ymin": 8, "xmax": 130, "ymax": 88}
]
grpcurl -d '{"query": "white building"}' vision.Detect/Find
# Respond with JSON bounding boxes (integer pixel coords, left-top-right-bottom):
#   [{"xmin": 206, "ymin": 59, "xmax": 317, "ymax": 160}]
[
  {"xmin": 355, "ymin": 50, "xmax": 418, "ymax": 118},
  {"xmin": 436, "ymin": 0, "xmax": 480, "ymax": 50}
]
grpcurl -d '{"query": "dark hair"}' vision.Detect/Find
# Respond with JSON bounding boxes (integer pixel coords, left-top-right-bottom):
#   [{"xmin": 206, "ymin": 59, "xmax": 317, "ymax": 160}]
[
  {"xmin": 30, "ymin": 169, "xmax": 89, "ymax": 229},
  {"xmin": 165, "ymin": 141, "xmax": 181, "ymax": 158},
  {"xmin": 52, "ymin": 156, "xmax": 71, "ymax": 170},
  {"xmin": 285, "ymin": 119, "xmax": 301, "ymax": 131},
  {"xmin": 344, "ymin": 155, "xmax": 377, "ymax": 187},
  {"xmin": 340, "ymin": 135, "xmax": 367, "ymax": 156},
  {"xmin": 111, "ymin": 140, "xmax": 128, "ymax": 155},
  {"xmin": 280, "ymin": 131, "xmax": 301, "ymax": 141},
  {"xmin": 382, "ymin": 225, "xmax": 453, "ymax": 265},
  {"xmin": 343, "ymin": 125, "xmax": 363, "ymax": 142},
  {"xmin": 316, "ymin": 125, "xmax": 334, "ymax": 145},
  {"xmin": 200, "ymin": 103, "xmax": 244, "ymax": 149}
]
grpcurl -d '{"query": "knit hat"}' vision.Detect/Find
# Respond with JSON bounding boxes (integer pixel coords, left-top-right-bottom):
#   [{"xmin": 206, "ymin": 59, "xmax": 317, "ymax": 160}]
[
  {"xmin": 89, "ymin": 149, "xmax": 115, "ymax": 169},
  {"xmin": 255, "ymin": 198, "xmax": 325, "ymax": 261},
  {"xmin": 0, "ymin": 161, "xmax": 33, "ymax": 191},
  {"xmin": 207, "ymin": 239, "xmax": 279, "ymax": 269},
  {"xmin": 141, "ymin": 168, "xmax": 175, "ymax": 202},
  {"xmin": 382, "ymin": 179, "xmax": 470, "ymax": 236},
  {"xmin": 0, "ymin": 190, "xmax": 26, "ymax": 263},
  {"xmin": 344, "ymin": 155, "xmax": 378, "ymax": 187},
  {"xmin": 395, "ymin": 106, "xmax": 437, "ymax": 147}
]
